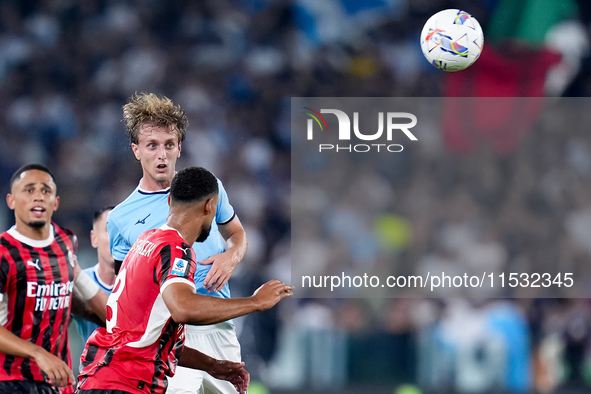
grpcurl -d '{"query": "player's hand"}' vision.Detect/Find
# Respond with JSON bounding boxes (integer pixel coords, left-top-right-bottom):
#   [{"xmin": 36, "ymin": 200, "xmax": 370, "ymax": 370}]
[
  {"xmin": 72, "ymin": 254, "xmax": 81, "ymax": 281},
  {"xmin": 207, "ymin": 360, "xmax": 250, "ymax": 394},
  {"xmin": 200, "ymin": 251, "xmax": 238, "ymax": 293},
  {"xmin": 32, "ymin": 347, "xmax": 74, "ymax": 387},
  {"xmin": 251, "ymin": 280, "xmax": 294, "ymax": 311}
]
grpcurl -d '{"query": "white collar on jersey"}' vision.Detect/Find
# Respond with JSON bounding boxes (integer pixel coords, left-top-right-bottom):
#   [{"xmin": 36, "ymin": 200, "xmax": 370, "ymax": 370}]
[
  {"xmin": 160, "ymin": 224, "xmax": 183, "ymax": 239},
  {"xmin": 137, "ymin": 178, "xmax": 172, "ymax": 194},
  {"xmin": 7, "ymin": 225, "xmax": 55, "ymax": 248}
]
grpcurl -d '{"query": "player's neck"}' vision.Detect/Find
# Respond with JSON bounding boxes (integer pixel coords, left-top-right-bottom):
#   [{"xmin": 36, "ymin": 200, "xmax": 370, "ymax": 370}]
[
  {"xmin": 166, "ymin": 217, "xmax": 199, "ymax": 246},
  {"xmin": 139, "ymin": 176, "xmax": 172, "ymax": 192},
  {"xmin": 97, "ymin": 261, "xmax": 116, "ymax": 286},
  {"xmin": 14, "ymin": 220, "xmax": 51, "ymax": 240}
]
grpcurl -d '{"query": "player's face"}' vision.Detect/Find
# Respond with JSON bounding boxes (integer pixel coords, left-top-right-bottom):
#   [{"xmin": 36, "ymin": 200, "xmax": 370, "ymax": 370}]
[
  {"xmin": 6, "ymin": 170, "xmax": 59, "ymax": 235},
  {"xmin": 132, "ymin": 124, "xmax": 181, "ymax": 190},
  {"xmin": 91, "ymin": 210, "xmax": 114, "ymax": 269}
]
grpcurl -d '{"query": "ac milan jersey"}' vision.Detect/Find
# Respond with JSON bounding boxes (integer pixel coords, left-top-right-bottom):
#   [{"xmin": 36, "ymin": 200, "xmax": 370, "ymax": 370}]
[
  {"xmin": 0, "ymin": 223, "xmax": 76, "ymax": 385},
  {"xmin": 78, "ymin": 225, "xmax": 196, "ymax": 394}
]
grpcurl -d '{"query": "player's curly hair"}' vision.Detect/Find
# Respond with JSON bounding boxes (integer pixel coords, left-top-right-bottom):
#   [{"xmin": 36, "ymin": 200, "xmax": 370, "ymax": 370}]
[
  {"xmin": 123, "ymin": 92, "xmax": 188, "ymax": 145},
  {"xmin": 170, "ymin": 167, "xmax": 218, "ymax": 204}
]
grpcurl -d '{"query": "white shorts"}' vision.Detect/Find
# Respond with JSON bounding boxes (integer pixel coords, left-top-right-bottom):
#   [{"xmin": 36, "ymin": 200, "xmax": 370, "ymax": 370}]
[{"xmin": 167, "ymin": 322, "xmax": 242, "ymax": 394}]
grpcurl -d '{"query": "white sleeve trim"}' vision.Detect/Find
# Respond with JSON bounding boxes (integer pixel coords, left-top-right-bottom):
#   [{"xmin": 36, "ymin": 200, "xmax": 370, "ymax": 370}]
[
  {"xmin": 160, "ymin": 277, "xmax": 195, "ymax": 295},
  {"xmin": 74, "ymin": 270, "xmax": 101, "ymax": 300},
  {"xmin": 0, "ymin": 294, "xmax": 7, "ymax": 326}
]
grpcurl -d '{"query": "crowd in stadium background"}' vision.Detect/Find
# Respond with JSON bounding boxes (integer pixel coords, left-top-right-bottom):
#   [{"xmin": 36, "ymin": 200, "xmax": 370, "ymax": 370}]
[{"xmin": 1, "ymin": 0, "xmax": 591, "ymax": 393}]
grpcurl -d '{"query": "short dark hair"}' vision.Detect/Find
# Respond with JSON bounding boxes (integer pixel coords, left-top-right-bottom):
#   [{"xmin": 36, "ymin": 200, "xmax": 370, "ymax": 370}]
[
  {"xmin": 10, "ymin": 163, "xmax": 55, "ymax": 190},
  {"xmin": 170, "ymin": 167, "xmax": 218, "ymax": 204},
  {"xmin": 93, "ymin": 205, "xmax": 115, "ymax": 226}
]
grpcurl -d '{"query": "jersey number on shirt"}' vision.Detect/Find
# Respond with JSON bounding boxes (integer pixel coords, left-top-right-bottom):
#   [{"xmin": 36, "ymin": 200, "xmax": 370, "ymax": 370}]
[{"xmin": 106, "ymin": 268, "xmax": 126, "ymax": 333}]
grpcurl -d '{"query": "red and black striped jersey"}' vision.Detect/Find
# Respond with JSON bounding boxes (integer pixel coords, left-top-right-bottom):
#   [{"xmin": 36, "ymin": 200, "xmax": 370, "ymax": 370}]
[
  {"xmin": 0, "ymin": 223, "xmax": 76, "ymax": 386},
  {"xmin": 78, "ymin": 225, "xmax": 196, "ymax": 394}
]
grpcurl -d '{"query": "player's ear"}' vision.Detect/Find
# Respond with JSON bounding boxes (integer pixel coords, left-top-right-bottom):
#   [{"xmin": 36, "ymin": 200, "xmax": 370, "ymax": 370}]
[
  {"xmin": 167, "ymin": 194, "xmax": 171, "ymax": 207},
  {"xmin": 178, "ymin": 142, "xmax": 182, "ymax": 158},
  {"xmin": 204, "ymin": 197, "xmax": 214, "ymax": 215},
  {"xmin": 53, "ymin": 196, "xmax": 60, "ymax": 212},
  {"xmin": 90, "ymin": 229, "xmax": 98, "ymax": 248},
  {"xmin": 6, "ymin": 193, "xmax": 14, "ymax": 210},
  {"xmin": 131, "ymin": 143, "xmax": 140, "ymax": 160}
]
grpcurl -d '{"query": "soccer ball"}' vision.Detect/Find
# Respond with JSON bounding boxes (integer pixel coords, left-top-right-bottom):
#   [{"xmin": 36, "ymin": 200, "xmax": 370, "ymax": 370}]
[{"xmin": 420, "ymin": 9, "xmax": 484, "ymax": 72}]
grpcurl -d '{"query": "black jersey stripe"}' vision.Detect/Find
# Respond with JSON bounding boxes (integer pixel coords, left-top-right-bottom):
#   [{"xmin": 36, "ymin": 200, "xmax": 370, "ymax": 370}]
[
  {"xmin": 180, "ymin": 243, "xmax": 193, "ymax": 280},
  {"xmin": 148, "ymin": 309, "xmax": 177, "ymax": 393},
  {"xmin": 0, "ymin": 238, "xmax": 16, "ymax": 376},
  {"xmin": 159, "ymin": 245, "xmax": 172, "ymax": 286},
  {"xmin": 43, "ymin": 240, "xmax": 63, "ymax": 354},
  {"xmin": 6, "ymin": 237, "xmax": 32, "ymax": 337},
  {"xmin": 51, "ymin": 230, "xmax": 74, "ymax": 364},
  {"xmin": 25, "ymin": 246, "xmax": 48, "ymax": 383},
  {"xmin": 7, "ymin": 238, "xmax": 30, "ymax": 378},
  {"xmin": 29, "ymin": 248, "xmax": 47, "ymax": 349},
  {"xmin": 81, "ymin": 344, "xmax": 99, "ymax": 369},
  {"xmin": 0, "ymin": 254, "xmax": 10, "ymax": 295},
  {"xmin": 59, "ymin": 330, "xmax": 70, "ymax": 364}
]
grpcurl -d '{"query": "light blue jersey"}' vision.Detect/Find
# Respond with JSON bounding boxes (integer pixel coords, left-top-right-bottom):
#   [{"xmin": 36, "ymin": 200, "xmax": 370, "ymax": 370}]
[
  {"xmin": 73, "ymin": 264, "xmax": 114, "ymax": 345},
  {"xmin": 107, "ymin": 178, "xmax": 235, "ymax": 299}
]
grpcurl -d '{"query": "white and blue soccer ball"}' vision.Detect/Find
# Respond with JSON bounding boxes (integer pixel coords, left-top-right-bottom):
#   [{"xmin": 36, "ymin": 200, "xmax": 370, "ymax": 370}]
[{"xmin": 420, "ymin": 9, "xmax": 484, "ymax": 72}]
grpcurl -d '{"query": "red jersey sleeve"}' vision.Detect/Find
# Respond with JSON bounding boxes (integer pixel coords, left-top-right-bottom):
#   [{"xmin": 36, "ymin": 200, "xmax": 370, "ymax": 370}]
[
  {"xmin": 156, "ymin": 239, "xmax": 196, "ymax": 291},
  {"xmin": 0, "ymin": 249, "xmax": 12, "ymax": 298}
]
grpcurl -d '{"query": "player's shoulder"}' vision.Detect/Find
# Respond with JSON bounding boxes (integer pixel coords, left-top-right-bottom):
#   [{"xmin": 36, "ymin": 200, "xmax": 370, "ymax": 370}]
[
  {"xmin": 52, "ymin": 222, "xmax": 73, "ymax": 237},
  {"xmin": 156, "ymin": 229, "xmax": 194, "ymax": 264},
  {"xmin": 0, "ymin": 231, "xmax": 11, "ymax": 254},
  {"xmin": 134, "ymin": 227, "xmax": 179, "ymax": 248},
  {"xmin": 130, "ymin": 228, "xmax": 188, "ymax": 261},
  {"xmin": 0, "ymin": 228, "xmax": 21, "ymax": 253},
  {"xmin": 108, "ymin": 191, "xmax": 140, "ymax": 229},
  {"xmin": 0, "ymin": 232, "xmax": 19, "ymax": 265},
  {"xmin": 109, "ymin": 187, "xmax": 142, "ymax": 216},
  {"xmin": 109, "ymin": 187, "xmax": 168, "ymax": 222},
  {"xmin": 52, "ymin": 223, "xmax": 77, "ymax": 245},
  {"xmin": 151, "ymin": 227, "xmax": 191, "ymax": 252}
]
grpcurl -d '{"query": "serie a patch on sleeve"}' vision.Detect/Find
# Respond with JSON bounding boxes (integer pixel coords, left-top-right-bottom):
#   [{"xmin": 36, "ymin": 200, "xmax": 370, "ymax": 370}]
[{"xmin": 171, "ymin": 258, "xmax": 189, "ymax": 276}]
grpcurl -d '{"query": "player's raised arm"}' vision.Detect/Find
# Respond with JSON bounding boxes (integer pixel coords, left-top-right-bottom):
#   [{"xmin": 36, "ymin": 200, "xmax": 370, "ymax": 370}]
[{"xmin": 162, "ymin": 279, "xmax": 293, "ymax": 325}]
